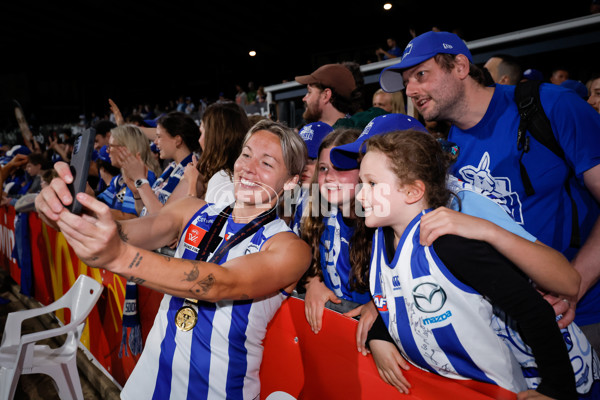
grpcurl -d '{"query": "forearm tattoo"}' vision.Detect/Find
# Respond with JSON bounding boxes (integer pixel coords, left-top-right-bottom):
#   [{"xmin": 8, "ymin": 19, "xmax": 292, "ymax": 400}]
[
  {"xmin": 115, "ymin": 221, "xmax": 129, "ymax": 242},
  {"xmin": 182, "ymin": 261, "xmax": 199, "ymax": 282},
  {"xmin": 128, "ymin": 276, "xmax": 146, "ymax": 285},
  {"xmin": 189, "ymin": 273, "xmax": 215, "ymax": 296},
  {"xmin": 127, "ymin": 252, "xmax": 142, "ymax": 269}
]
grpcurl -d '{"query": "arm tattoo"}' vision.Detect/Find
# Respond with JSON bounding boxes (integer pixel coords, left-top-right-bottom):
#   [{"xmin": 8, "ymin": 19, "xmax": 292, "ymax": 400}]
[
  {"xmin": 128, "ymin": 276, "xmax": 146, "ymax": 285},
  {"xmin": 127, "ymin": 252, "xmax": 143, "ymax": 269},
  {"xmin": 115, "ymin": 221, "xmax": 129, "ymax": 242},
  {"xmin": 189, "ymin": 273, "xmax": 215, "ymax": 296},
  {"xmin": 182, "ymin": 262, "xmax": 199, "ymax": 282}
]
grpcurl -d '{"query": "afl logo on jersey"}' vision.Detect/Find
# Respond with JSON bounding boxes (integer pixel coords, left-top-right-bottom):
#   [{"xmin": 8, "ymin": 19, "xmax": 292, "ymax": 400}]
[
  {"xmin": 373, "ymin": 295, "xmax": 388, "ymax": 312},
  {"xmin": 412, "ymin": 282, "xmax": 446, "ymax": 313},
  {"xmin": 184, "ymin": 225, "xmax": 207, "ymax": 249}
]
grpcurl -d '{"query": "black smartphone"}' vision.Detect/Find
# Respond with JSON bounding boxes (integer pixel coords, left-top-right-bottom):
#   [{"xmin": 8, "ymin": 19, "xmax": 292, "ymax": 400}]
[{"xmin": 67, "ymin": 127, "xmax": 95, "ymax": 214}]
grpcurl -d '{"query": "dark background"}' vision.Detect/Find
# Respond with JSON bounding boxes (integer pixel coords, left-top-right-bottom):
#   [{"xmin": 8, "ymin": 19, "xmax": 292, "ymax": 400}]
[{"xmin": 0, "ymin": 0, "xmax": 596, "ymax": 131}]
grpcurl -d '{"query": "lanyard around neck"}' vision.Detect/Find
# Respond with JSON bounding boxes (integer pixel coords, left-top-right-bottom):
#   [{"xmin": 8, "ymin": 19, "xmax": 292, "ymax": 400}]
[{"xmin": 194, "ymin": 204, "xmax": 277, "ymax": 264}]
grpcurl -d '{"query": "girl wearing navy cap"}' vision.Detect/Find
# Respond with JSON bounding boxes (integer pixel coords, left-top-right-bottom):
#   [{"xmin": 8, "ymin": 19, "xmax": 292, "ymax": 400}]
[{"xmin": 298, "ymin": 128, "xmax": 374, "ymax": 334}]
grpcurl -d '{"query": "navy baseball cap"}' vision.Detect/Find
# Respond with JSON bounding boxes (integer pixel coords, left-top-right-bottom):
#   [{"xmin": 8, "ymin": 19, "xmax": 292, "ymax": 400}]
[
  {"xmin": 379, "ymin": 31, "xmax": 472, "ymax": 92},
  {"xmin": 97, "ymin": 145, "xmax": 111, "ymax": 163},
  {"xmin": 298, "ymin": 122, "xmax": 334, "ymax": 159},
  {"xmin": 7, "ymin": 144, "xmax": 31, "ymax": 158},
  {"xmin": 330, "ymin": 113, "xmax": 427, "ymax": 169},
  {"xmin": 522, "ymin": 68, "xmax": 544, "ymax": 81},
  {"xmin": 0, "ymin": 145, "xmax": 31, "ymax": 166},
  {"xmin": 560, "ymin": 79, "xmax": 588, "ymax": 99}
]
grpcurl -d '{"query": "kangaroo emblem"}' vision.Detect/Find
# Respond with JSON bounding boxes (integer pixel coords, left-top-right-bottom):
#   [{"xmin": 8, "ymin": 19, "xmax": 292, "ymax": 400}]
[{"xmin": 458, "ymin": 152, "xmax": 525, "ymax": 224}]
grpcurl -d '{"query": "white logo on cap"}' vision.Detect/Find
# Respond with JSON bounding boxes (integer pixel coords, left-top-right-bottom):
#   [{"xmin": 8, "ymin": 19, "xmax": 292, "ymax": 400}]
[
  {"xmin": 300, "ymin": 126, "xmax": 314, "ymax": 141},
  {"xmin": 442, "ymin": 43, "xmax": 453, "ymax": 49},
  {"xmin": 402, "ymin": 43, "xmax": 413, "ymax": 60},
  {"xmin": 359, "ymin": 120, "xmax": 374, "ymax": 138}
]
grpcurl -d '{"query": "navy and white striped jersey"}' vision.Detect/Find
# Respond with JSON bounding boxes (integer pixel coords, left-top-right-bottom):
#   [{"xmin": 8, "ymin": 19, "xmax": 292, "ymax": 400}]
[{"xmin": 122, "ymin": 203, "xmax": 291, "ymax": 399}]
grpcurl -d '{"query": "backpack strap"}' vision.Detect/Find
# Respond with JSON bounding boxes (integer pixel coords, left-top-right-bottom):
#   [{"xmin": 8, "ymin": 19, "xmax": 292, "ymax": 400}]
[{"xmin": 514, "ymin": 81, "xmax": 581, "ymax": 248}]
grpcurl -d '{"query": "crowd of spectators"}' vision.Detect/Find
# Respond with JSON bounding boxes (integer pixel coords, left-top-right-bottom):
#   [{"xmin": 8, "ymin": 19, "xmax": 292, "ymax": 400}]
[{"xmin": 3, "ymin": 22, "xmax": 600, "ymax": 399}]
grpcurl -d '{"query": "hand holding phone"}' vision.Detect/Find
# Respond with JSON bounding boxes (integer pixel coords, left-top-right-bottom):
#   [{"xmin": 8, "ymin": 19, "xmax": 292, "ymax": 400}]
[{"xmin": 67, "ymin": 127, "xmax": 95, "ymax": 214}]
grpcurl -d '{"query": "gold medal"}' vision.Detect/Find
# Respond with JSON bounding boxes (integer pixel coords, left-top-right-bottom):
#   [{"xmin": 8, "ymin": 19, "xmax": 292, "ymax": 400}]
[{"xmin": 174, "ymin": 305, "xmax": 198, "ymax": 331}]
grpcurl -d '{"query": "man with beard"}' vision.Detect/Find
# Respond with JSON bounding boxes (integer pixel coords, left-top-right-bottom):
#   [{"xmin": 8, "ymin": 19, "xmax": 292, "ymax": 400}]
[
  {"xmin": 295, "ymin": 63, "xmax": 357, "ymax": 126},
  {"xmin": 295, "ymin": 63, "xmax": 388, "ymax": 130},
  {"xmin": 378, "ymin": 30, "xmax": 600, "ymax": 355}
]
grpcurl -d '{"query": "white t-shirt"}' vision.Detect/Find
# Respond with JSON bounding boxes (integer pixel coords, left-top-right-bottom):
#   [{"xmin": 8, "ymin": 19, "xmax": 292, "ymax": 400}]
[{"xmin": 205, "ymin": 169, "xmax": 235, "ymax": 205}]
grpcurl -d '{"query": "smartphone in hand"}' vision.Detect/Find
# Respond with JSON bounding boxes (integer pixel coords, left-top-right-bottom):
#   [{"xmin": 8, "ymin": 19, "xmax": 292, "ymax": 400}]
[{"xmin": 67, "ymin": 127, "xmax": 95, "ymax": 214}]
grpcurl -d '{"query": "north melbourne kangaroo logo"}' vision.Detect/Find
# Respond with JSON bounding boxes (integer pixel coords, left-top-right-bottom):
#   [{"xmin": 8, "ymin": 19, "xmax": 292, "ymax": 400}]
[{"xmin": 458, "ymin": 152, "xmax": 524, "ymax": 224}]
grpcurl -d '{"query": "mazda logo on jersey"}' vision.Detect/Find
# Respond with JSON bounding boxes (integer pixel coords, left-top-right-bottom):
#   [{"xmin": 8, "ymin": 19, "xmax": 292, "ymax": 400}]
[{"xmin": 412, "ymin": 282, "xmax": 446, "ymax": 313}]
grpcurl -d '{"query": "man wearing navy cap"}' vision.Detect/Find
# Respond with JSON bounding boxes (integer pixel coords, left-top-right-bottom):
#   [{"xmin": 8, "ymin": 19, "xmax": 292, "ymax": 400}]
[{"xmin": 379, "ymin": 30, "xmax": 600, "ymax": 357}]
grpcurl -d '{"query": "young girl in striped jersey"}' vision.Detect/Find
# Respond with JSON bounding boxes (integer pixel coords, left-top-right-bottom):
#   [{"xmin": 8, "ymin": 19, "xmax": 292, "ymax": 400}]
[
  {"xmin": 298, "ymin": 128, "xmax": 374, "ymax": 333},
  {"xmin": 358, "ymin": 129, "xmax": 588, "ymax": 399}
]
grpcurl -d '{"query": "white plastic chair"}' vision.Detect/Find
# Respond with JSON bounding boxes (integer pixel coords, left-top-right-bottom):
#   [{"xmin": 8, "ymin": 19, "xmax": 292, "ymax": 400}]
[{"xmin": 0, "ymin": 275, "xmax": 103, "ymax": 400}]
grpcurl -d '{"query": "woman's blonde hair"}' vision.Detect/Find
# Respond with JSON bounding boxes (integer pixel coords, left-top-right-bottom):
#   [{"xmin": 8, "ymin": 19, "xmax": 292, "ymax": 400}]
[{"xmin": 110, "ymin": 124, "xmax": 162, "ymax": 176}]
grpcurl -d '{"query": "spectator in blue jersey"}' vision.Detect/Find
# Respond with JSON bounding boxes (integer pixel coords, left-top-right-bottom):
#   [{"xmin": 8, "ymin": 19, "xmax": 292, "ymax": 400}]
[
  {"xmin": 114, "ymin": 111, "xmax": 200, "ymax": 217},
  {"xmin": 375, "ymin": 37, "xmax": 403, "ymax": 60},
  {"xmin": 97, "ymin": 124, "xmax": 161, "ymax": 220},
  {"xmin": 1, "ymin": 152, "xmax": 47, "ymax": 208},
  {"xmin": 34, "ymin": 119, "xmax": 311, "ymax": 399},
  {"xmin": 1, "ymin": 146, "xmax": 32, "ymax": 201},
  {"xmin": 359, "ymin": 129, "xmax": 581, "ymax": 399},
  {"xmin": 298, "ymin": 128, "xmax": 374, "ymax": 334},
  {"xmin": 94, "ymin": 145, "xmax": 120, "ymax": 196},
  {"xmin": 379, "ymin": 30, "xmax": 600, "ymax": 354}
]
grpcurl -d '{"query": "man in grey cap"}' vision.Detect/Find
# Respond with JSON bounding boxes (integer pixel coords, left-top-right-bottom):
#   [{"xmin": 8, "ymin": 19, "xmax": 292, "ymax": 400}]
[{"xmin": 379, "ymin": 30, "xmax": 600, "ymax": 356}]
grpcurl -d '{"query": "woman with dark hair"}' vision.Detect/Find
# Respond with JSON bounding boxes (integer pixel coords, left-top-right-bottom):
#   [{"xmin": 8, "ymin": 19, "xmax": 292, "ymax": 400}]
[{"xmin": 173, "ymin": 102, "xmax": 250, "ymax": 204}]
